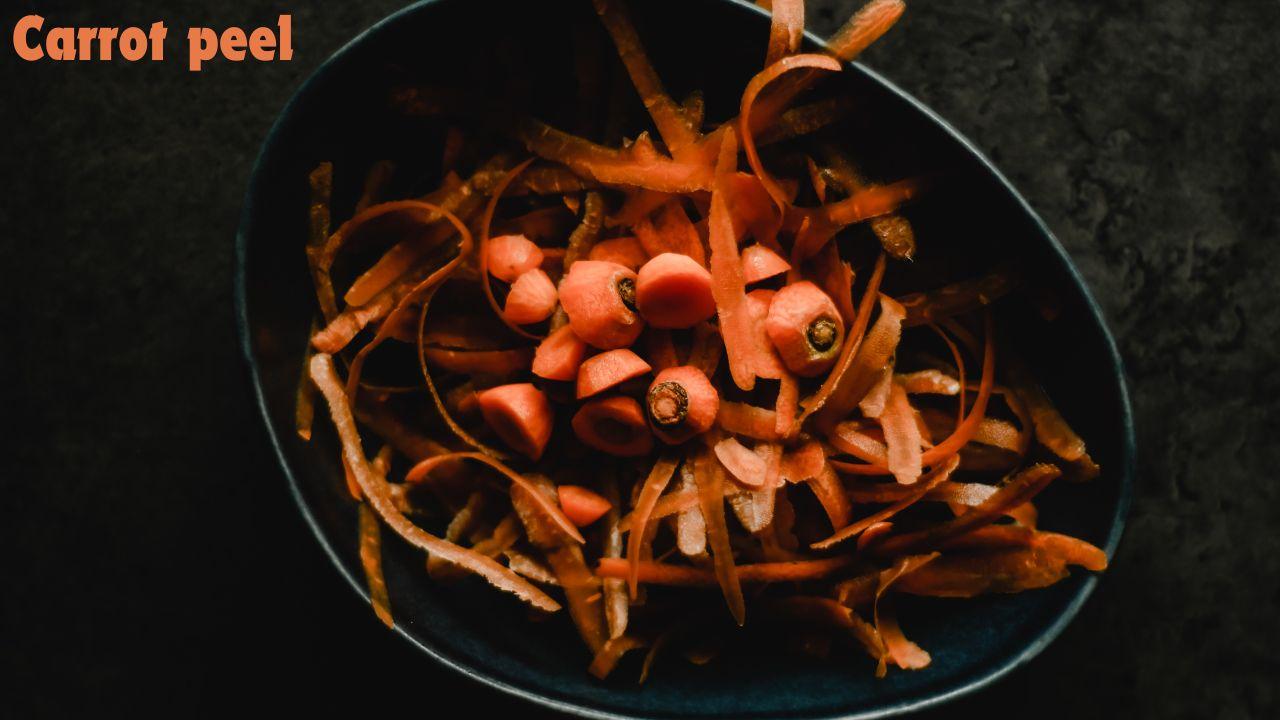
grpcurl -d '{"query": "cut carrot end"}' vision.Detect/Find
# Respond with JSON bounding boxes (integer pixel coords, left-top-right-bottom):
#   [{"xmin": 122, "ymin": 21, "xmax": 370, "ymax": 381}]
[
  {"xmin": 741, "ymin": 244, "xmax": 792, "ymax": 284},
  {"xmin": 532, "ymin": 325, "xmax": 588, "ymax": 382},
  {"xmin": 477, "ymin": 383, "xmax": 555, "ymax": 460},
  {"xmin": 558, "ymin": 485, "xmax": 614, "ymax": 527},
  {"xmin": 636, "ymin": 253, "xmax": 717, "ymax": 329},
  {"xmin": 765, "ymin": 281, "xmax": 844, "ymax": 377},
  {"xmin": 560, "ymin": 260, "xmax": 645, "ymax": 349},
  {"xmin": 504, "ymin": 268, "xmax": 559, "ymax": 325},
  {"xmin": 487, "ymin": 234, "xmax": 545, "ymax": 283},
  {"xmin": 572, "ymin": 395, "xmax": 654, "ymax": 456},
  {"xmin": 647, "ymin": 366, "xmax": 719, "ymax": 444},
  {"xmin": 577, "ymin": 348, "xmax": 653, "ymax": 399}
]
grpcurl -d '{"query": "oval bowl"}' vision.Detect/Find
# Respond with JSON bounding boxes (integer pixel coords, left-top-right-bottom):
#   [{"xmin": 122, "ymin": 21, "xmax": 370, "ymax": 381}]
[{"xmin": 235, "ymin": 0, "xmax": 1135, "ymax": 717}]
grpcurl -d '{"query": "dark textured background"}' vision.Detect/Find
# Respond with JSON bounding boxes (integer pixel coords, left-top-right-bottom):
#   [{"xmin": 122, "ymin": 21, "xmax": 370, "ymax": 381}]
[{"xmin": 3, "ymin": 1, "xmax": 1277, "ymax": 717}]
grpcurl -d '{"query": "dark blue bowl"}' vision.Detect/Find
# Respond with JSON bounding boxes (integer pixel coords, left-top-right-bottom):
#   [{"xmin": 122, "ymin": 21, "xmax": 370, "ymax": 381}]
[{"xmin": 235, "ymin": 0, "xmax": 1134, "ymax": 717}]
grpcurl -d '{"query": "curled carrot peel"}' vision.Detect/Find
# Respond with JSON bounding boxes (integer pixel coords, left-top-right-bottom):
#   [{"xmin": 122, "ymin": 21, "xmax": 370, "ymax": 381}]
[
  {"xmin": 813, "ymin": 292, "xmax": 906, "ymax": 432},
  {"xmin": 812, "ymin": 456, "xmax": 960, "ymax": 550},
  {"xmin": 715, "ymin": 437, "xmax": 767, "ymax": 488},
  {"xmin": 881, "ymin": 383, "xmax": 924, "ymax": 485},
  {"xmin": 479, "ymin": 159, "xmax": 544, "ymax": 340},
  {"xmin": 740, "ymin": 54, "xmax": 843, "ymax": 210},
  {"xmin": 309, "ymin": 354, "xmax": 561, "ymax": 612},
  {"xmin": 406, "ymin": 451, "xmax": 585, "ymax": 544}
]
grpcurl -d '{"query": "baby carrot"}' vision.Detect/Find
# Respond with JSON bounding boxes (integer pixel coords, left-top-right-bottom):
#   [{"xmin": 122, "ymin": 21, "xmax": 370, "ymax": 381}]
[
  {"xmin": 577, "ymin": 348, "xmax": 653, "ymax": 399},
  {"xmin": 532, "ymin": 325, "xmax": 589, "ymax": 381},
  {"xmin": 765, "ymin": 281, "xmax": 844, "ymax": 376},
  {"xmin": 558, "ymin": 485, "xmax": 614, "ymax": 527},
  {"xmin": 487, "ymin": 234, "xmax": 545, "ymax": 282},
  {"xmin": 635, "ymin": 253, "xmax": 716, "ymax": 329},
  {"xmin": 504, "ymin": 268, "xmax": 558, "ymax": 325},
  {"xmin": 476, "ymin": 383, "xmax": 555, "ymax": 461},
  {"xmin": 646, "ymin": 366, "xmax": 719, "ymax": 444},
  {"xmin": 559, "ymin": 260, "xmax": 646, "ymax": 349},
  {"xmin": 572, "ymin": 396, "xmax": 654, "ymax": 456}
]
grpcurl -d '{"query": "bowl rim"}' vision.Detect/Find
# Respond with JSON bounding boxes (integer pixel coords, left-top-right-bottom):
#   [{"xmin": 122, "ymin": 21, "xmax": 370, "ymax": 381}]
[{"xmin": 234, "ymin": 1, "xmax": 1136, "ymax": 717}]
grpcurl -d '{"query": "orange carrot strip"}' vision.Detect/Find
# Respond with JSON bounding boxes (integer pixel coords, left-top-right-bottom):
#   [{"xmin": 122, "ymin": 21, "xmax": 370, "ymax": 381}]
[
  {"xmin": 479, "ymin": 159, "xmax": 544, "ymax": 340},
  {"xmin": 759, "ymin": 596, "xmax": 884, "ymax": 662},
  {"xmin": 811, "ymin": 456, "xmax": 960, "ymax": 550},
  {"xmin": 881, "ymin": 383, "xmax": 924, "ymax": 485},
  {"xmin": 895, "ymin": 369, "xmax": 961, "ymax": 396},
  {"xmin": 830, "ymin": 422, "xmax": 889, "ymax": 465},
  {"xmin": 572, "ymin": 395, "xmax": 654, "ymax": 457},
  {"xmin": 558, "ymin": 485, "xmax": 613, "ymax": 528},
  {"xmin": 765, "ymin": 0, "xmax": 805, "ymax": 65},
  {"xmin": 838, "ymin": 313, "xmax": 997, "ymax": 474},
  {"xmin": 608, "ymin": 188, "xmax": 674, "ymax": 228},
  {"xmin": 696, "ymin": 443, "xmax": 746, "ymax": 625},
  {"xmin": 519, "ymin": 118, "xmax": 712, "ymax": 192},
  {"xmin": 563, "ymin": 191, "xmax": 607, "ymax": 272},
  {"xmin": 559, "ymin": 260, "xmax": 645, "ymax": 349},
  {"xmin": 343, "ymin": 183, "xmax": 482, "ymax": 307},
  {"xmin": 798, "ymin": 253, "xmax": 886, "ymax": 428},
  {"xmin": 532, "ymin": 325, "xmax": 589, "ymax": 381},
  {"xmin": 591, "ymin": 0, "xmax": 699, "ymax": 153},
  {"xmin": 634, "ymin": 202, "xmax": 706, "ymax": 266},
  {"xmin": 792, "ymin": 179, "xmax": 923, "ymax": 262},
  {"xmin": 740, "ymin": 54, "xmax": 843, "ymax": 209},
  {"xmin": 741, "ymin": 244, "xmax": 792, "ymax": 284},
  {"xmin": 422, "ymin": 347, "xmax": 533, "ymax": 377},
  {"xmin": 829, "ymin": 0, "xmax": 905, "ymax": 60},
  {"xmin": 577, "ymin": 349, "xmax": 653, "ymax": 399},
  {"xmin": 891, "ymin": 538, "xmax": 1104, "ymax": 598},
  {"xmin": 343, "ymin": 203, "xmax": 476, "ymax": 397},
  {"xmin": 780, "ymin": 440, "xmax": 827, "ymax": 483},
  {"xmin": 588, "ymin": 235, "xmax": 649, "ymax": 271},
  {"xmin": 857, "ymin": 521, "xmax": 894, "ymax": 552},
  {"xmin": 718, "ymin": 401, "xmax": 781, "ymax": 441},
  {"xmin": 647, "ymin": 366, "xmax": 719, "ymax": 444},
  {"xmin": 597, "ymin": 555, "xmax": 855, "ymax": 586},
  {"xmin": 487, "ymin": 234, "xmax": 544, "ymax": 282},
  {"xmin": 877, "ymin": 598, "xmax": 931, "ymax": 673},
  {"xmin": 626, "ymin": 452, "xmax": 682, "ymax": 597},
  {"xmin": 714, "ymin": 437, "xmax": 767, "ymax": 488},
  {"xmin": 636, "ymin": 253, "xmax": 717, "ymax": 329},
  {"xmin": 309, "ymin": 354, "xmax": 560, "ymax": 611},
  {"xmin": 600, "ymin": 475, "xmax": 629, "ymax": 639},
  {"xmin": 708, "ymin": 126, "xmax": 770, "ymax": 390},
  {"xmin": 808, "ymin": 461, "xmax": 854, "ymax": 531},
  {"xmin": 746, "ymin": 289, "xmax": 786, "ymax": 380},
  {"xmin": 358, "ymin": 502, "xmax": 393, "ymax": 628},
  {"xmin": 765, "ymin": 281, "xmax": 845, "ymax": 377},
  {"xmin": 304, "ymin": 163, "xmax": 337, "ymax": 321},
  {"xmin": 588, "ymin": 635, "xmax": 648, "ymax": 680},
  {"xmin": 1007, "ymin": 357, "xmax": 1089, "ymax": 462},
  {"xmin": 475, "ymin": 383, "xmax": 555, "ymax": 461},
  {"xmin": 869, "ymin": 463, "xmax": 1060, "ymax": 557}
]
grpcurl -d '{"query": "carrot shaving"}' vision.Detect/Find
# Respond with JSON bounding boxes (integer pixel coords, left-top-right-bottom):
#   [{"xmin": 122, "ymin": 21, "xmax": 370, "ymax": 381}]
[
  {"xmin": 898, "ymin": 265, "xmax": 1022, "ymax": 327},
  {"xmin": 881, "ymin": 383, "xmax": 924, "ymax": 484},
  {"xmin": 596, "ymin": 555, "xmax": 854, "ymax": 585},
  {"xmin": 695, "ymin": 443, "xmax": 746, "ymax": 625},
  {"xmin": 358, "ymin": 502, "xmax": 394, "ymax": 628},
  {"xmin": 600, "ymin": 475, "xmax": 630, "ymax": 639},
  {"xmin": 765, "ymin": 0, "xmax": 805, "ymax": 65},
  {"xmin": 309, "ymin": 354, "xmax": 560, "ymax": 612},
  {"xmin": 588, "ymin": 635, "xmax": 648, "ymax": 680},
  {"xmin": 812, "ymin": 455, "xmax": 959, "ymax": 550},
  {"xmin": 626, "ymin": 452, "xmax": 681, "ymax": 597},
  {"xmin": 740, "ymin": 54, "xmax": 843, "ymax": 209},
  {"xmin": 406, "ymin": 451, "xmax": 585, "ymax": 544}
]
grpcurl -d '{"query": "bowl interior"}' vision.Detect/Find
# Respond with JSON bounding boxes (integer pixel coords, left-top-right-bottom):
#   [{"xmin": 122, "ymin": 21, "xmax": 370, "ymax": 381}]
[{"xmin": 237, "ymin": 0, "xmax": 1133, "ymax": 717}]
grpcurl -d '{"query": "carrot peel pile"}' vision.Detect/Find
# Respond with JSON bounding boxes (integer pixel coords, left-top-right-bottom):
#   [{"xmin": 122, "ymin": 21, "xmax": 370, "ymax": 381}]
[{"xmin": 298, "ymin": 0, "xmax": 1110, "ymax": 683}]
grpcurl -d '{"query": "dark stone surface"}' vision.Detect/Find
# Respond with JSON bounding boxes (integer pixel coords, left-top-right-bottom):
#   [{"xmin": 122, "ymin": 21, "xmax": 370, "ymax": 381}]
[{"xmin": 2, "ymin": 1, "xmax": 1276, "ymax": 717}]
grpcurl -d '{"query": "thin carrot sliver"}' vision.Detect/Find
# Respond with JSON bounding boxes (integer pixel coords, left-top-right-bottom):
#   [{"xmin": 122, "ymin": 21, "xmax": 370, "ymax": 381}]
[
  {"xmin": 358, "ymin": 502, "xmax": 393, "ymax": 628},
  {"xmin": 765, "ymin": 0, "xmax": 805, "ymax": 65},
  {"xmin": 881, "ymin": 383, "xmax": 924, "ymax": 485},
  {"xmin": 811, "ymin": 455, "xmax": 959, "ymax": 550},
  {"xmin": 695, "ymin": 443, "xmax": 746, "ymax": 625},
  {"xmin": 309, "ymin": 354, "xmax": 560, "ymax": 612},
  {"xmin": 626, "ymin": 452, "xmax": 681, "ymax": 597}
]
